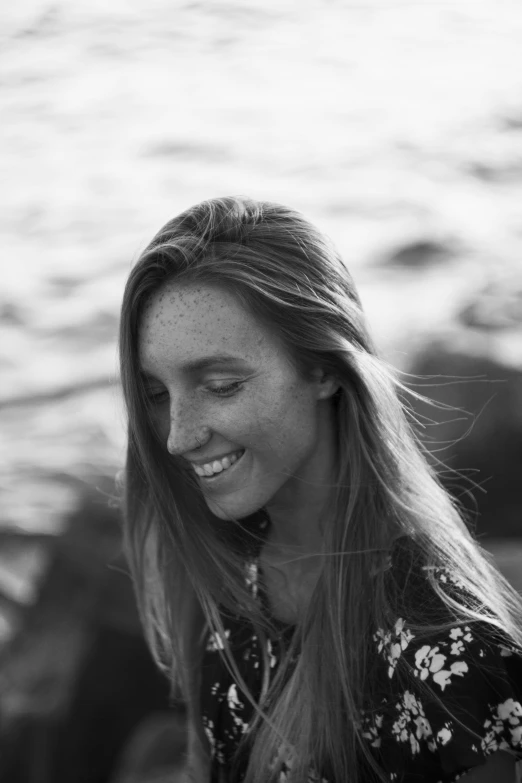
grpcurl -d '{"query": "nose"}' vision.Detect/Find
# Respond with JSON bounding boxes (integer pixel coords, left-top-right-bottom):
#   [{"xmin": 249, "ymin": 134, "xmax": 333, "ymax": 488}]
[{"xmin": 166, "ymin": 393, "xmax": 203, "ymax": 457}]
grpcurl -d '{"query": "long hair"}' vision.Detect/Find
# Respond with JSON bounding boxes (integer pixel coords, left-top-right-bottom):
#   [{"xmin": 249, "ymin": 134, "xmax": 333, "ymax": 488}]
[{"xmin": 118, "ymin": 196, "xmax": 522, "ymax": 782}]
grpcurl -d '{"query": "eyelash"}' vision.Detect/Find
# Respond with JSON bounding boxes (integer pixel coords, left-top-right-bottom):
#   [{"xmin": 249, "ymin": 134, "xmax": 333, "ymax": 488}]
[
  {"xmin": 146, "ymin": 381, "xmax": 242, "ymax": 403},
  {"xmin": 207, "ymin": 381, "xmax": 243, "ymax": 397}
]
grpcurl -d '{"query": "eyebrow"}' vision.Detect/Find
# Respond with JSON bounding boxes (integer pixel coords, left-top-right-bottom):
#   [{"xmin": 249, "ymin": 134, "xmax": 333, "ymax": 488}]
[{"xmin": 140, "ymin": 354, "xmax": 251, "ymax": 379}]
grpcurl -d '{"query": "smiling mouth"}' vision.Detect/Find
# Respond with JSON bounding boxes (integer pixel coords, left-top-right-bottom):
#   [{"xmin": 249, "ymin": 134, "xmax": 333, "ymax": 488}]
[{"xmin": 195, "ymin": 449, "xmax": 246, "ymax": 481}]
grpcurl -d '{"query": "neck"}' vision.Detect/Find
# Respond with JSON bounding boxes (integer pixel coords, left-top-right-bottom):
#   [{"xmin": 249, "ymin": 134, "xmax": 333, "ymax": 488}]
[
  {"xmin": 264, "ymin": 400, "xmax": 338, "ymax": 560},
  {"xmin": 264, "ymin": 505, "xmax": 328, "ymax": 557}
]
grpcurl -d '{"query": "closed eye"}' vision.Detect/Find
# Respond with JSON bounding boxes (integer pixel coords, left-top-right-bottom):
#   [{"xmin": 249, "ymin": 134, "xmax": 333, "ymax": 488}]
[
  {"xmin": 207, "ymin": 381, "xmax": 243, "ymax": 396},
  {"xmin": 144, "ymin": 381, "xmax": 243, "ymax": 403}
]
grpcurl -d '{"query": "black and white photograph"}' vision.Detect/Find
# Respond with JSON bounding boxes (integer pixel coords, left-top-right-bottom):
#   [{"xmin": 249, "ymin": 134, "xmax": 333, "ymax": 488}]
[{"xmin": 1, "ymin": 2, "xmax": 522, "ymax": 781}]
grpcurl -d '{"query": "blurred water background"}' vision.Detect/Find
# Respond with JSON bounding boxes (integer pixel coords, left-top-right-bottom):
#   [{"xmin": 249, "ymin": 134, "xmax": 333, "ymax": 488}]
[{"xmin": 1, "ymin": 1, "xmax": 522, "ymax": 781}]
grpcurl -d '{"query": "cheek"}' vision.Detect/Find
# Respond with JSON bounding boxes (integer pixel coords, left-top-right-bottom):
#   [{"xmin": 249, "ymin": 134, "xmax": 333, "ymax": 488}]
[
  {"xmin": 245, "ymin": 394, "xmax": 316, "ymax": 455},
  {"xmin": 232, "ymin": 408, "xmax": 278, "ymax": 454}
]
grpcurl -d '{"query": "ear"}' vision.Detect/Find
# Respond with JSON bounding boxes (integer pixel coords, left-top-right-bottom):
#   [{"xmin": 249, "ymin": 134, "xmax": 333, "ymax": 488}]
[{"xmin": 311, "ymin": 368, "xmax": 341, "ymax": 400}]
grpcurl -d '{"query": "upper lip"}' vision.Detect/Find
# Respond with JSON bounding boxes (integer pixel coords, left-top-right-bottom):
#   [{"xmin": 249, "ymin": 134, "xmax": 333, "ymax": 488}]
[{"xmin": 187, "ymin": 449, "xmax": 244, "ymax": 467}]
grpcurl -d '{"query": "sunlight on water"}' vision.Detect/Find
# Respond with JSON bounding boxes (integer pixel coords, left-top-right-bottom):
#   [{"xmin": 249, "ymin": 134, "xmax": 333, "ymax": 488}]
[{"xmin": 1, "ymin": 1, "xmax": 522, "ymax": 541}]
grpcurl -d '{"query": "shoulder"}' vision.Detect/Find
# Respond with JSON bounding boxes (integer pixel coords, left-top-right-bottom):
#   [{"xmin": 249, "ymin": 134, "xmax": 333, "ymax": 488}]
[{"xmin": 366, "ymin": 536, "xmax": 522, "ymax": 780}]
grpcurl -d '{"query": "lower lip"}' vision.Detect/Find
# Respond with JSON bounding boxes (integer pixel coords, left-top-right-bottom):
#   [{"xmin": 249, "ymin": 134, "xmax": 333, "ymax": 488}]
[{"xmin": 196, "ymin": 450, "xmax": 246, "ymax": 487}]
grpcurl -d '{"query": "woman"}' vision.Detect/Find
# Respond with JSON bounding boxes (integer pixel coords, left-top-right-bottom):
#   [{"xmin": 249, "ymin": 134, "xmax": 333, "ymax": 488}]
[{"xmin": 118, "ymin": 196, "xmax": 522, "ymax": 782}]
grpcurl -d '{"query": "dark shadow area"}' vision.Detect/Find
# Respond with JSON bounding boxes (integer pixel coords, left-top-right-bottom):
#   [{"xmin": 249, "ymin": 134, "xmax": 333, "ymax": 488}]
[
  {"xmin": 0, "ymin": 478, "xmax": 183, "ymax": 783},
  {"xmin": 406, "ymin": 343, "xmax": 522, "ymax": 540}
]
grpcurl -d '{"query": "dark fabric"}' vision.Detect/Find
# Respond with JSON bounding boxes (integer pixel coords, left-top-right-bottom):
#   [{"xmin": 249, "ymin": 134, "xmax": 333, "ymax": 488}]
[{"xmin": 200, "ymin": 522, "xmax": 522, "ymax": 782}]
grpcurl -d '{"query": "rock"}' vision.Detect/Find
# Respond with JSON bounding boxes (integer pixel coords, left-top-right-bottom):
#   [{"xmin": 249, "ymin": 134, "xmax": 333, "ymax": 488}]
[
  {"xmin": 110, "ymin": 711, "xmax": 188, "ymax": 783},
  {"xmin": 0, "ymin": 476, "xmax": 172, "ymax": 783},
  {"xmin": 50, "ymin": 625, "xmax": 172, "ymax": 783},
  {"xmin": 483, "ymin": 539, "xmax": 522, "ymax": 594},
  {"xmin": 404, "ymin": 321, "xmax": 522, "ymax": 538},
  {"xmin": 0, "ymin": 533, "xmax": 52, "ymax": 647}
]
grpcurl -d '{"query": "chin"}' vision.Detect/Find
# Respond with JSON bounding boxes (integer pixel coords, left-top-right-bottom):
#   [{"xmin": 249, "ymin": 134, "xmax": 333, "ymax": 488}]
[{"xmin": 206, "ymin": 494, "xmax": 265, "ymax": 523}]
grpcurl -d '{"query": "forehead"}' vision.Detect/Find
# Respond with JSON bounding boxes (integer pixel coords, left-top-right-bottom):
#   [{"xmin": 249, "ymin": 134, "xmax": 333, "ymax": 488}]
[{"xmin": 138, "ymin": 281, "xmax": 267, "ymax": 374}]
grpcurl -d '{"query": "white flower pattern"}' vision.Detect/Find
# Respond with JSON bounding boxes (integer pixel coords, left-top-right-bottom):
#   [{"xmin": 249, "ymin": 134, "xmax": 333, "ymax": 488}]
[
  {"xmin": 414, "ymin": 643, "xmax": 469, "ymax": 691},
  {"xmin": 200, "ymin": 540, "xmax": 522, "ymax": 782},
  {"xmin": 390, "ymin": 689, "xmax": 437, "ymax": 755},
  {"xmin": 374, "ymin": 616, "xmax": 415, "ymax": 678}
]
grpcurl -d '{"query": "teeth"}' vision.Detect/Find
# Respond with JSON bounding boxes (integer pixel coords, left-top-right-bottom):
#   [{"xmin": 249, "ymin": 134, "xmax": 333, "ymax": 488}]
[{"xmin": 194, "ymin": 450, "xmax": 243, "ymax": 477}]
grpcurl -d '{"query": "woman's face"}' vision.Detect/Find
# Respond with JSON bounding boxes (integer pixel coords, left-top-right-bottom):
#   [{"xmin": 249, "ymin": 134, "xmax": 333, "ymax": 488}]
[{"xmin": 138, "ymin": 281, "xmax": 340, "ymax": 528}]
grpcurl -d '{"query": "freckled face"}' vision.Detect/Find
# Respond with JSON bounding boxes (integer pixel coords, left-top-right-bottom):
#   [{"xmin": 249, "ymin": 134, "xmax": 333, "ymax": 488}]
[{"xmin": 138, "ymin": 281, "xmax": 338, "ymax": 522}]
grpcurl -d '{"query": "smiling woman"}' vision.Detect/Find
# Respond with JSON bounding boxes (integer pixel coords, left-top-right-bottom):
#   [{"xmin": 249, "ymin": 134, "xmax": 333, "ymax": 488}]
[
  {"xmin": 135, "ymin": 276, "xmax": 340, "ymax": 529},
  {"xmin": 117, "ymin": 196, "xmax": 522, "ymax": 783}
]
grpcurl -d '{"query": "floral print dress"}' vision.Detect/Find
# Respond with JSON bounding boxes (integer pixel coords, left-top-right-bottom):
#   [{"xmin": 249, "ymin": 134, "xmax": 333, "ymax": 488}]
[{"xmin": 200, "ymin": 519, "xmax": 522, "ymax": 782}]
